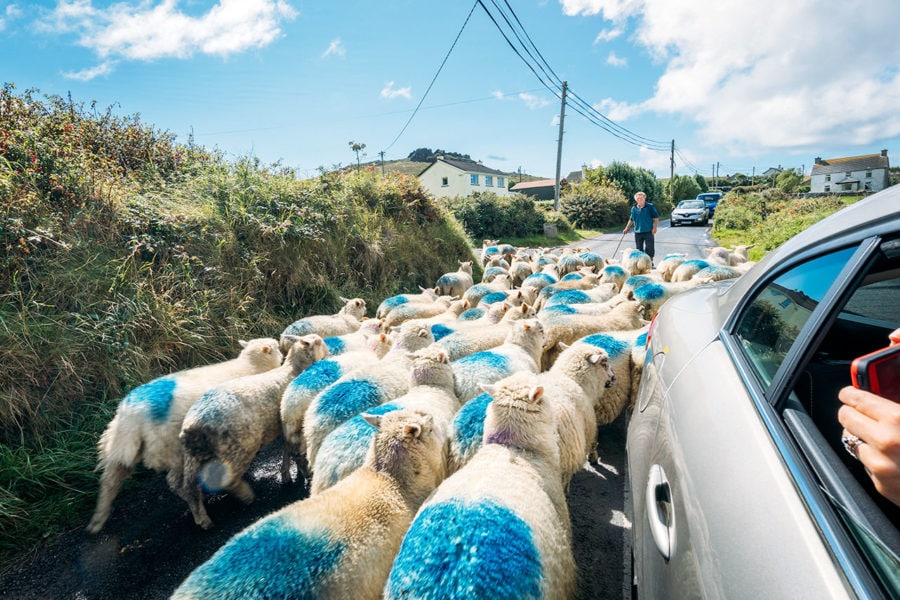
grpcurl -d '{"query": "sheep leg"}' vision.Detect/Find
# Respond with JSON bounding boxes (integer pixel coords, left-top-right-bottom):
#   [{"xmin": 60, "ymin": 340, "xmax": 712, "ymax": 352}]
[
  {"xmin": 226, "ymin": 478, "xmax": 256, "ymax": 505},
  {"xmin": 280, "ymin": 443, "xmax": 293, "ymax": 484},
  {"xmin": 181, "ymin": 454, "xmax": 213, "ymax": 529},
  {"xmin": 85, "ymin": 462, "xmax": 134, "ymax": 534}
]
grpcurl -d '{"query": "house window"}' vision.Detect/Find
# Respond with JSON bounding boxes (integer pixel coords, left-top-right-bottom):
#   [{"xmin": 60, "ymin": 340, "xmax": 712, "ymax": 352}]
[
  {"xmin": 846, "ymin": 171, "xmax": 852, "ymax": 177},
  {"xmin": 470, "ymin": 174, "xmax": 479, "ymax": 185},
  {"xmin": 866, "ymin": 170, "xmax": 872, "ymax": 178},
  {"xmin": 441, "ymin": 177, "xmax": 449, "ymax": 187},
  {"xmin": 498, "ymin": 177, "xmax": 505, "ymax": 187},
  {"xmin": 825, "ymin": 185, "xmax": 831, "ymax": 192},
  {"xmin": 485, "ymin": 175, "xmax": 493, "ymax": 186},
  {"xmin": 825, "ymin": 174, "xmax": 831, "ymax": 182}
]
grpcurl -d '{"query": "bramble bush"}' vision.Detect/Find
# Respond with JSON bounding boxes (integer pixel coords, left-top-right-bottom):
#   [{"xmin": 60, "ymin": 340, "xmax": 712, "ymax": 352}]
[{"xmin": 560, "ymin": 182, "xmax": 629, "ymax": 229}]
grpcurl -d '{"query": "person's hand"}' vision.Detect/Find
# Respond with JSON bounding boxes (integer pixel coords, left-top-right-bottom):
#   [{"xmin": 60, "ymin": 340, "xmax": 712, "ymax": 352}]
[
  {"xmin": 623, "ymin": 226, "xmax": 630, "ymax": 234},
  {"xmin": 838, "ymin": 385, "xmax": 900, "ymax": 507},
  {"xmin": 651, "ymin": 227, "xmax": 657, "ymax": 235}
]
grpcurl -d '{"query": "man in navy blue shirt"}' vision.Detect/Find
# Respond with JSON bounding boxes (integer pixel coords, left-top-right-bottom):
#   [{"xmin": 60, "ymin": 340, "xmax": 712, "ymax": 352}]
[{"xmin": 623, "ymin": 191, "xmax": 659, "ymax": 262}]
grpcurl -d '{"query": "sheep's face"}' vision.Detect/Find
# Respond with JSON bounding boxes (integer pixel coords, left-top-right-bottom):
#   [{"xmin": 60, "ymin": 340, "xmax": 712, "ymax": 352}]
[{"xmin": 238, "ymin": 337, "xmax": 283, "ymax": 369}]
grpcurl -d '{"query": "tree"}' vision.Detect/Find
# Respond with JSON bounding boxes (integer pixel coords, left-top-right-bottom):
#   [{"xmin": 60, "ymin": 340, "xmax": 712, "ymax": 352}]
[
  {"xmin": 694, "ymin": 173, "xmax": 709, "ymax": 193},
  {"xmin": 776, "ymin": 168, "xmax": 801, "ymax": 193},
  {"xmin": 670, "ymin": 174, "xmax": 702, "ymax": 202},
  {"xmin": 348, "ymin": 140, "xmax": 366, "ymax": 171}
]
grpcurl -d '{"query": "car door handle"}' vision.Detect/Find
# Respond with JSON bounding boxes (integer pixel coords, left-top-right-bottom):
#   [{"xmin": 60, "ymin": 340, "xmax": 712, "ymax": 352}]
[{"xmin": 646, "ymin": 464, "xmax": 675, "ymax": 561}]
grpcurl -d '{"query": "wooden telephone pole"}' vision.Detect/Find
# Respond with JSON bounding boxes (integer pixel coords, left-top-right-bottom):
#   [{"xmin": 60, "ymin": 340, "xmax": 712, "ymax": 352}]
[{"xmin": 554, "ymin": 81, "xmax": 567, "ymax": 212}]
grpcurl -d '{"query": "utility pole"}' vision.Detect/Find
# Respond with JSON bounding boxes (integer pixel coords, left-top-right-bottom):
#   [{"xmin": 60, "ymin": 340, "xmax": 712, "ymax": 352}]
[
  {"xmin": 669, "ymin": 140, "xmax": 675, "ymax": 201},
  {"xmin": 379, "ymin": 151, "xmax": 385, "ymax": 175},
  {"xmin": 752, "ymin": 166, "xmax": 755, "ymax": 186},
  {"xmin": 554, "ymin": 81, "xmax": 567, "ymax": 212}
]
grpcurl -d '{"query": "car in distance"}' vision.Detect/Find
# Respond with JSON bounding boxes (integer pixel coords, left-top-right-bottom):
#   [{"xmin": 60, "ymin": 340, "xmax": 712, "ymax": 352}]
[
  {"xmin": 696, "ymin": 191, "xmax": 723, "ymax": 218},
  {"xmin": 670, "ymin": 199, "xmax": 709, "ymax": 227},
  {"xmin": 627, "ymin": 185, "xmax": 900, "ymax": 599}
]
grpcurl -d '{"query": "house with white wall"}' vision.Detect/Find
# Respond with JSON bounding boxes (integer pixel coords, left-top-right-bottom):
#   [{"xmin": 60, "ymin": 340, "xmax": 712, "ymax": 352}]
[
  {"xmin": 810, "ymin": 150, "xmax": 890, "ymax": 193},
  {"xmin": 417, "ymin": 156, "xmax": 512, "ymax": 198}
]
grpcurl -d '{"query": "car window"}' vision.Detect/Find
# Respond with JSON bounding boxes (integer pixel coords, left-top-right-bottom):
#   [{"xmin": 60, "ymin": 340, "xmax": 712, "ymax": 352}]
[{"xmin": 734, "ymin": 246, "xmax": 857, "ymax": 386}]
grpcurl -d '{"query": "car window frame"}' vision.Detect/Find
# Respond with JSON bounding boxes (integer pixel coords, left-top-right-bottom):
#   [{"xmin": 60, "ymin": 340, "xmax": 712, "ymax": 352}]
[{"xmin": 719, "ymin": 234, "xmax": 894, "ymax": 599}]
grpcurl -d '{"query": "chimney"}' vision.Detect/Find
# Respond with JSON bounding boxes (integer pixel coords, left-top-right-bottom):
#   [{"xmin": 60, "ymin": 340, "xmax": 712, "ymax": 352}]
[
  {"xmin": 814, "ymin": 157, "xmax": 822, "ymax": 164},
  {"xmin": 882, "ymin": 149, "xmax": 888, "ymax": 157}
]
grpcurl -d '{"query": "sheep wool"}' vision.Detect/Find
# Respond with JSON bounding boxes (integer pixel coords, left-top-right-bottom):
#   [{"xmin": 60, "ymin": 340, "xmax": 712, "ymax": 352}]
[
  {"xmin": 384, "ymin": 372, "xmax": 575, "ymax": 600},
  {"xmin": 85, "ymin": 337, "xmax": 282, "ymax": 534},
  {"xmin": 280, "ymin": 298, "xmax": 367, "ymax": 353},
  {"xmin": 447, "ymin": 392, "xmax": 493, "ymax": 473},
  {"xmin": 179, "ymin": 334, "xmax": 329, "ymax": 529},
  {"xmin": 375, "ymin": 287, "xmax": 439, "ymax": 319},
  {"xmin": 172, "ymin": 409, "xmax": 445, "ymax": 600},
  {"xmin": 671, "ymin": 259, "xmax": 711, "ymax": 282},
  {"xmin": 540, "ymin": 300, "xmax": 647, "ymax": 369},
  {"xmin": 434, "ymin": 261, "xmax": 474, "ymax": 298}
]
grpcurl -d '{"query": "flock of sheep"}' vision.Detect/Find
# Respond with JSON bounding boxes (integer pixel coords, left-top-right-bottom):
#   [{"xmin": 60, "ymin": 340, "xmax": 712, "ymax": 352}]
[{"xmin": 86, "ymin": 239, "xmax": 755, "ymax": 599}]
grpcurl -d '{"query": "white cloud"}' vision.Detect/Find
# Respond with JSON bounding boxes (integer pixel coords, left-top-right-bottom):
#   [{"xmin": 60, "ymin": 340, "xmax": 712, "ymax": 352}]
[
  {"xmin": 380, "ymin": 81, "xmax": 412, "ymax": 100},
  {"xmin": 40, "ymin": 0, "xmax": 297, "ymax": 64},
  {"xmin": 62, "ymin": 60, "xmax": 115, "ymax": 81},
  {"xmin": 606, "ymin": 51, "xmax": 626, "ymax": 67},
  {"xmin": 593, "ymin": 27, "xmax": 621, "ymax": 44},
  {"xmin": 560, "ymin": 0, "xmax": 900, "ymax": 154},
  {"xmin": 1, "ymin": 4, "xmax": 22, "ymax": 31},
  {"xmin": 321, "ymin": 38, "xmax": 344, "ymax": 58},
  {"xmin": 519, "ymin": 92, "xmax": 551, "ymax": 109}
]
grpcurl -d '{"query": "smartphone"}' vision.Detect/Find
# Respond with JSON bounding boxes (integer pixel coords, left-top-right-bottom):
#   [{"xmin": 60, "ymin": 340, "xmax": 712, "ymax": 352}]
[{"xmin": 851, "ymin": 344, "xmax": 900, "ymax": 403}]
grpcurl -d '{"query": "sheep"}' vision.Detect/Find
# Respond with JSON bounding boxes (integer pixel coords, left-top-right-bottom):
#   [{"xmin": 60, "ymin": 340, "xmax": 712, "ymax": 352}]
[
  {"xmin": 481, "ymin": 264, "xmax": 510, "ymax": 283},
  {"xmin": 303, "ymin": 322, "xmax": 434, "ymax": 467},
  {"xmin": 540, "ymin": 299, "xmax": 648, "ymax": 369},
  {"xmin": 599, "ymin": 263, "xmax": 629, "ymax": 292},
  {"xmin": 382, "ymin": 296, "xmax": 453, "ymax": 329},
  {"xmin": 375, "ymin": 287, "xmax": 439, "ymax": 319},
  {"xmin": 436, "ymin": 303, "xmax": 536, "ymax": 361},
  {"xmin": 322, "ymin": 317, "xmax": 384, "ymax": 356},
  {"xmin": 656, "ymin": 253, "xmax": 688, "ymax": 281},
  {"xmin": 532, "ymin": 273, "xmax": 603, "ymax": 311},
  {"xmin": 540, "ymin": 283, "xmax": 617, "ymax": 310},
  {"xmin": 705, "ymin": 246, "xmax": 733, "ymax": 266},
  {"xmin": 178, "ymin": 334, "xmax": 329, "ymax": 529},
  {"xmin": 280, "ymin": 333, "xmax": 392, "ymax": 483},
  {"xmin": 508, "ymin": 256, "xmax": 534, "ymax": 287},
  {"xmin": 480, "ymin": 239, "xmax": 501, "ymax": 266},
  {"xmin": 401, "ymin": 298, "xmax": 468, "ymax": 330},
  {"xmin": 671, "ymin": 259, "xmax": 711, "ymax": 282},
  {"xmin": 578, "ymin": 250, "xmax": 605, "ymax": 271},
  {"xmin": 621, "ymin": 248, "xmax": 653, "ymax": 274},
  {"xmin": 434, "ymin": 261, "xmax": 474, "ymax": 297},
  {"xmin": 448, "ymin": 391, "xmax": 494, "ymax": 473},
  {"xmin": 730, "ymin": 243, "xmax": 755, "ymax": 264},
  {"xmin": 461, "ymin": 274, "xmax": 513, "ymax": 306},
  {"xmin": 486, "ymin": 254, "xmax": 510, "ymax": 269},
  {"xmin": 692, "ymin": 264, "xmax": 745, "ymax": 283},
  {"xmin": 521, "ymin": 271, "xmax": 557, "ymax": 293},
  {"xmin": 627, "ymin": 279, "xmax": 701, "ymax": 320},
  {"xmin": 573, "ymin": 329, "xmax": 646, "ymax": 426},
  {"xmin": 451, "ymin": 319, "xmax": 544, "ymax": 403},
  {"xmin": 384, "ymin": 372, "xmax": 576, "ymax": 600},
  {"xmin": 310, "ymin": 345, "xmax": 459, "ymax": 495},
  {"xmin": 556, "ymin": 250, "xmax": 585, "ymax": 276},
  {"xmin": 85, "ymin": 338, "xmax": 283, "ymax": 534},
  {"xmin": 498, "ymin": 242, "xmax": 517, "ymax": 264},
  {"xmin": 172, "ymin": 409, "xmax": 444, "ymax": 600},
  {"xmin": 280, "ymin": 297, "xmax": 367, "ymax": 353}
]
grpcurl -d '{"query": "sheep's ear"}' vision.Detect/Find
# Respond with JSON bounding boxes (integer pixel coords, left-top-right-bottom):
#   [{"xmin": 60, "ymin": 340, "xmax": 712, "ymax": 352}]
[
  {"xmin": 404, "ymin": 423, "xmax": 423, "ymax": 439},
  {"xmin": 239, "ymin": 339, "xmax": 249, "ymax": 348},
  {"xmin": 558, "ymin": 342, "xmax": 570, "ymax": 351},
  {"xmin": 362, "ymin": 413, "xmax": 382, "ymax": 429},
  {"xmin": 627, "ymin": 291, "xmax": 635, "ymax": 300},
  {"xmin": 437, "ymin": 350, "xmax": 450, "ymax": 364},
  {"xmin": 478, "ymin": 383, "xmax": 497, "ymax": 396},
  {"xmin": 529, "ymin": 385, "xmax": 544, "ymax": 402},
  {"xmin": 406, "ymin": 351, "xmax": 418, "ymax": 360},
  {"xmin": 589, "ymin": 353, "xmax": 606, "ymax": 365},
  {"xmin": 339, "ymin": 296, "xmax": 351, "ymax": 303},
  {"xmin": 417, "ymin": 327, "xmax": 430, "ymax": 338}
]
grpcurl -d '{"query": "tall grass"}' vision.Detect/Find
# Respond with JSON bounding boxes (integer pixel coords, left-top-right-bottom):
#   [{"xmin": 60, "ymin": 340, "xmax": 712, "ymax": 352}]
[{"xmin": 0, "ymin": 86, "xmax": 474, "ymax": 562}]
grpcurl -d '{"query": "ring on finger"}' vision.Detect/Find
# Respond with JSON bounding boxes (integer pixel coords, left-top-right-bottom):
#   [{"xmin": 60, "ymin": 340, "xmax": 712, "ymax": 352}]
[{"xmin": 842, "ymin": 433, "xmax": 864, "ymax": 460}]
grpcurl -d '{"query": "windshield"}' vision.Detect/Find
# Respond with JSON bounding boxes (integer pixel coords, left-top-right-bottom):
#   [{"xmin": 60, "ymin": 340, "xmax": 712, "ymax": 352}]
[{"xmin": 678, "ymin": 200, "xmax": 705, "ymax": 209}]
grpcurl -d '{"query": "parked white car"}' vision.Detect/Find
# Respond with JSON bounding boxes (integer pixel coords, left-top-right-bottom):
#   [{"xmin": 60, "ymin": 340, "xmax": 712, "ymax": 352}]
[{"xmin": 670, "ymin": 199, "xmax": 709, "ymax": 227}]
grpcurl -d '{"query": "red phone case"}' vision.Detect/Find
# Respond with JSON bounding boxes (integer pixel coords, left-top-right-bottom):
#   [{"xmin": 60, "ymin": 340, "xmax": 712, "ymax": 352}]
[{"xmin": 851, "ymin": 344, "xmax": 900, "ymax": 403}]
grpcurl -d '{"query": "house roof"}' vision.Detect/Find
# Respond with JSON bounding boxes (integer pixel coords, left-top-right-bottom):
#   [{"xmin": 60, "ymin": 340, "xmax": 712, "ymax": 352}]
[
  {"xmin": 811, "ymin": 153, "xmax": 889, "ymax": 176},
  {"xmin": 420, "ymin": 157, "xmax": 509, "ymax": 177},
  {"xmin": 510, "ymin": 178, "xmax": 556, "ymax": 190},
  {"xmin": 762, "ymin": 167, "xmax": 782, "ymax": 176}
]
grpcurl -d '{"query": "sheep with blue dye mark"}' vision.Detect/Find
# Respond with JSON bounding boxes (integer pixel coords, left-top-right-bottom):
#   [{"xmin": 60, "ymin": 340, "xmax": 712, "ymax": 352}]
[
  {"xmin": 322, "ymin": 317, "xmax": 384, "ymax": 356},
  {"xmin": 626, "ymin": 279, "xmax": 700, "ymax": 320},
  {"xmin": 303, "ymin": 322, "xmax": 434, "ymax": 468},
  {"xmin": 656, "ymin": 253, "xmax": 688, "ymax": 281},
  {"xmin": 461, "ymin": 274, "xmax": 513, "ymax": 307},
  {"xmin": 556, "ymin": 249, "xmax": 585, "ymax": 276},
  {"xmin": 310, "ymin": 345, "xmax": 459, "ymax": 495},
  {"xmin": 599, "ymin": 263, "xmax": 629, "ymax": 292},
  {"xmin": 280, "ymin": 297, "xmax": 367, "ymax": 353},
  {"xmin": 436, "ymin": 303, "xmax": 536, "ymax": 361},
  {"xmin": 434, "ymin": 261, "xmax": 474, "ymax": 297},
  {"xmin": 179, "ymin": 334, "xmax": 329, "ymax": 529},
  {"xmin": 532, "ymin": 273, "xmax": 603, "ymax": 311},
  {"xmin": 280, "ymin": 333, "xmax": 392, "ymax": 483},
  {"xmin": 375, "ymin": 287, "xmax": 439, "ymax": 319},
  {"xmin": 86, "ymin": 338, "xmax": 283, "ymax": 534},
  {"xmin": 691, "ymin": 264, "xmax": 745, "ymax": 284},
  {"xmin": 448, "ymin": 392, "xmax": 494, "ymax": 473},
  {"xmin": 172, "ymin": 409, "xmax": 444, "ymax": 600},
  {"xmin": 481, "ymin": 264, "xmax": 510, "ymax": 283},
  {"xmin": 620, "ymin": 248, "xmax": 653, "ymax": 275},
  {"xmin": 671, "ymin": 258, "xmax": 711, "ymax": 282},
  {"xmin": 540, "ymin": 299, "xmax": 647, "ymax": 369},
  {"xmin": 382, "ymin": 296, "xmax": 453, "ymax": 329},
  {"xmin": 508, "ymin": 256, "xmax": 535, "ymax": 287},
  {"xmin": 574, "ymin": 329, "xmax": 647, "ymax": 426},
  {"xmin": 541, "ymin": 283, "xmax": 617, "ymax": 310},
  {"xmin": 384, "ymin": 371, "xmax": 576, "ymax": 600},
  {"xmin": 480, "ymin": 239, "xmax": 501, "ymax": 266},
  {"xmin": 451, "ymin": 319, "xmax": 544, "ymax": 403},
  {"xmin": 578, "ymin": 250, "xmax": 604, "ymax": 271}
]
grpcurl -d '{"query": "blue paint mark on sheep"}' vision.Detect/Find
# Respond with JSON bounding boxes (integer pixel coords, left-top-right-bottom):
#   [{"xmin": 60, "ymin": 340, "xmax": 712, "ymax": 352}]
[
  {"xmin": 323, "ymin": 336, "xmax": 345, "ymax": 356},
  {"xmin": 480, "ymin": 292, "xmax": 508, "ymax": 305},
  {"xmin": 437, "ymin": 274, "xmax": 461, "ymax": 288},
  {"xmin": 541, "ymin": 304, "xmax": 577, "ymax": 314},
  {"xmin": 283, "ymin": 319, "xmax": 314, "ymax": 337},
  {"xmin": 291, "ymin": 359, "xmax": 342, "ymax": 393},
  {"xmin": 432, "ymin": 323, "xmax": 454, "ymax": 341},
  {"xmin": 314, "ymin": 379, "xmax": 382, "ymax": 425},
  {"xmin": 603, "ymin": 265, "xmax": 627, "ymax": 277},
  {"xmin": 523, "ymin": 273, "xmax": 556, "ymax": 286},
  {"xmin": 382, "ymin": 296, "xmax": 408, "ymax": 310},
  {"xmin": 683, "ymin": 259, "xmax": 709, "ymax": 269},
  {"xmin": 547, "ymin": 289, "xmax": 591, "ymax": 305},
  {"xmin": 386, "ymin": 499, "xmax": 542, "ymax": 600},
  {"xmin": 632, "ymin": 283, "xmax": 665, "ymax": 302},
  {"xmin": 483, "ymin": 266, "xmax": 507, "ymax": 278},
  {"xmin": 458, "ymin": 308, "xmax": 485, "ymax": 321},
  {"xmin": 317, "ymin": 403, "xmax": 401, "ymax": 488},
  {"xmin": 625, "ymin": 275, "xmax": 653, "ymax": 289},
  {"xmin": 579, "ymin": 251, "xmax": 602, "ymax": 263},
  {"xmin": 452, "ymin": 393, "xmax": 493, "ymax": 457},
  {"xmin": 455, "ymin": 352, "xmax": 509, "ymax": 373},
  {"xmin": 484, "ymin": 246, "xmax": 500, "ymax": 254},
  {"xmin": 635, "ymin": 331, "xmax": 648, "ymax": 348},
  {"xmin": 582, "ymin": 334, "xmax": 630, "ymax": 359},
  {"xmin": 561, "ymin": 273, "xmax": 583, "ymax": 281},
  {"xmin": 627, "ymin": 250, "xmax": 646, "ymax": 260},
  {"xmin": 176, "ymin": 516, "xmax": 345, "ymax": 599},
  {"xmin": 123, "ymin": 376, "xmax": 177, "ymax": 422}
]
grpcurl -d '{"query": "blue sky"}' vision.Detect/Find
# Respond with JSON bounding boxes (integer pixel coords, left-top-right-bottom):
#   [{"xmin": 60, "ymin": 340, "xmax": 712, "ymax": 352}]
[{"xmin": 4, "ymin": 0, "xmax": 900, "ymax": 181}]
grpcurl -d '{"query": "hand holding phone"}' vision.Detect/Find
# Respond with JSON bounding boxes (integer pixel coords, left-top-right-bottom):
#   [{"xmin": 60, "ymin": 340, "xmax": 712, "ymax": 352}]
[{"xmin": 851, "ymin": 344, "xmax": 900, "ymax": 403}]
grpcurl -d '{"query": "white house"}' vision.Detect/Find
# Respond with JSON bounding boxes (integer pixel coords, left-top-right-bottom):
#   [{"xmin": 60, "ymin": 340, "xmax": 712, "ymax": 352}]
[
  {"xmin": 417, "ymin": 156, "xmax": 512, "ymax": 198},
  {"xmin": 810, "ymin": 150, "xmax": 890, "ymax": 193}
]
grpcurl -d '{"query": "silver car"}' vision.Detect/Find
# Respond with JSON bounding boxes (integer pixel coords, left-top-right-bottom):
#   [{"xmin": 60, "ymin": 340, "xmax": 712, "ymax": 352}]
[
  {"xmin": 627, "ymin": 186, "xmax": 900, "ymax": 598},
  {"xmin": 670, "ymin": 199, "xmax": 709, "ymax": 227}
]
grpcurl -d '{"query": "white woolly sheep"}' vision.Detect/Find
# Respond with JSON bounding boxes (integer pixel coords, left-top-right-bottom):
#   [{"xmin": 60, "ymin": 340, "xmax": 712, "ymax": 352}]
[
  {"xmin": 384, "ymin": 372, "xmax": 576, "ymax": 600},
  {"xmin": 671, "ymin": 259, "xmax": 711, "ymax": 282},
  {"xmin": 172, "ymin": 409, "xmax": 444, "ymax": 600},
  {"xmin": 436, "ymin": 303, "xmax": 536, "ymax": 361},
  {"xmin": 461, "ymin": 275, "xmax": 513, "ymax": 307},
  {"xmin": 451, "ymin": 319, "xmax": 544, "ymax": 403},
  {"xmin": 508, "ymin": 257, "xmax": 535, "ymax": 287},
  {"xmin": 280, "ymin": 297, "xmax": 367, "ymax": 353},
  {"xmin": 323, "ymin": 317, "xmax": 384, "ymax": 356},
  {"xmin": 179, "ymin": 334, "xmax": 329, "ymax": 529},
  {"xmin": 85, "ymin": 337, "xmax": 282, "ymax": 534},
  {"xmin": 627, "ymin": 279, "xmax": 701, "ymax": 321},
  {"xmin": 382, "ymin": 296, "xmax": 453, "ymax": 329},
  {"xmin": 621, "ymin": 248, "xmax": 653, "ymax": 275},
  {"xmin": 598, "ymin": 263, "xmax": 629, "ymax": 292},
  {"xmin": 434, "ymin": 261, "xmax": 474, "ymax": 297},
  {"xmin": 280, "ymin": 334, "xmax": 392, "ymax": 483},
  {"xmin": 655, "ymin": 253, "xmax": 688, "ymax": 281},
  {"xmin": 310, "ymin": 345, "xmax": 459, "ymax": 495},
  {"xmin": 481, "ymin": 264, "xmax": 511, "ymax": 283},
  {"xmin": 375, "ymin": 287, "xmax": 439, "ymax": 319},
  {"xmin": 303, "ymin": 322, "xmax": 434, "ymax": 467}
]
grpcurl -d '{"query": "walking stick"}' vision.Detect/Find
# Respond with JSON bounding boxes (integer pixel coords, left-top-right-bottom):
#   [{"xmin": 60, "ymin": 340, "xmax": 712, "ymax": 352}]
[{"xmin": 611, "ymin": 230, "xmax": 627, "ymax": 259}]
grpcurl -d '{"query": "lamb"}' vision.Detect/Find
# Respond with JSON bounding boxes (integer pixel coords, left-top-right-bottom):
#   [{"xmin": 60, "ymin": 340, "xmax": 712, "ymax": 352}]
[
  {"xmin": 310, "ymin": 345, "xmax": 459, "ymax": 495},
  {"xmin": 375, "ymin": 287, "xmax": 439, "ymax": 319},
  {"xmin": 451, "ymin": 319, "xmax": 544, "ymax": 403},
  {"xmin": 85, "ymin": 337, "xmax": 283, "ymax": 534},
  {"xmin": 434, "ymin": 261, "xmax": 474, "ymax": 297},
  {"xmin": 382, "ymin": 296, "xmax": 453, "ymax": 329},
  {"xmin": 621, "ymin": 248, "xmax": 653, "ymax": 274},
  {"xmin": 384, "ymin": 372, "xmax": 576, "ymax": 600},
  {"xmin": 655, "ymin": 253, "xmax": 688, "ymax": 281},
  {"xmin": 540, "ymin": 299, "xmax": 648, "ymax": 369},
  {"xmin": 436, "ymin": 303, "xmax": 536, "ymax": 361},
  {"xmin": 280, "ymin": 297, "xmax": 367, "ymax": 353},
  {"xmin": 179, "ymin": 334, "xmax": 329, "ymax": 529},
  {"xmin": 671, "ymin": 259, "xmax": 711, "ymax": 282},
  {"xmin": 303, "ymin": 322, "xmax": 434, "ymax": 467},
  {"xmin": 280, "ymin": 333, "xmax": 392, "ymax": 483},
  {"xmin": 172, "ymin": 409, "xmax": 444, "ymax": 600},
  {"xmin": 323, "ymin": 317, "xmax": 384, "ymax": 356}
]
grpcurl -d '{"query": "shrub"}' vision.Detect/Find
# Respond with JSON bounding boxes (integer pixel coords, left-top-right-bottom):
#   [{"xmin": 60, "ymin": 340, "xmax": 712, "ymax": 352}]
[
  {"xmin": 559, "ymin": 182, "xmax": 629, "ymax": 229},
  {"xmin": 443, "ymin": 192, "xmax": 544, "ymax": 240}
]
